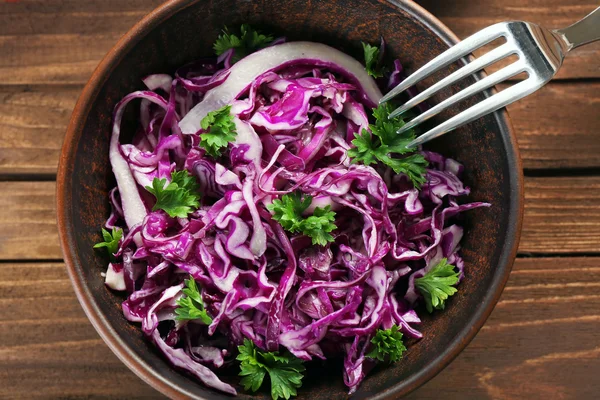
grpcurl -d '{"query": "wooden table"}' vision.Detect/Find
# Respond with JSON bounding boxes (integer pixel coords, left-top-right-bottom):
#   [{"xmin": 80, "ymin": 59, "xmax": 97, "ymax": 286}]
[{"xmin": 1, "ymin": 0, "xmax": 599, "ymax": 398}]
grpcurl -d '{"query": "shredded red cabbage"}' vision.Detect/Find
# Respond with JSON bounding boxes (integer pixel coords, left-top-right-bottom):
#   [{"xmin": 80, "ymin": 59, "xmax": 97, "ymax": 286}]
[{"xmin": 102, "ymin": 41, "xmax": 490, "ymax": 395}]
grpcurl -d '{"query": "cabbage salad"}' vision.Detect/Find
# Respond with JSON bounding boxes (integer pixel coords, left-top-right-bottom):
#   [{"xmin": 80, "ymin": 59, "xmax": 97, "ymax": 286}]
[{"xmin": 95, "ymin": 25, "xmax": 489, "ymax": 398}]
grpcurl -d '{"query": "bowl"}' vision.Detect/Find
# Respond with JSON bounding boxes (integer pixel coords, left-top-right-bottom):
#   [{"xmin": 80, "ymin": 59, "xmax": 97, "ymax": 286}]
[{"xmin": 57, "ymin": 0, "xmax": 524, "ymax": 398}]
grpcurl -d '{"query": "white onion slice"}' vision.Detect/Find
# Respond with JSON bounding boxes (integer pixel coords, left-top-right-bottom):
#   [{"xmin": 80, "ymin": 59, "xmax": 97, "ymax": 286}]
[
  {"xmin": 179, "ymin": 42, "xmax": 382, "ymax": 134},
  {"xmin": 104, "ymin": 263, "xmax": 126, "ymax": 291},
  {"xmin": 110, "ymin": 92, "xmax": 168, "ymax": 245}
]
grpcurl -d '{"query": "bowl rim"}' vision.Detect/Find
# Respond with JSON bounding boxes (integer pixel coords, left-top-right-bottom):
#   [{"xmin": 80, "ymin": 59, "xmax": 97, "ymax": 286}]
[{"xmin": 56, "ymin": 0, "xmax": 524, "ymax": 398}]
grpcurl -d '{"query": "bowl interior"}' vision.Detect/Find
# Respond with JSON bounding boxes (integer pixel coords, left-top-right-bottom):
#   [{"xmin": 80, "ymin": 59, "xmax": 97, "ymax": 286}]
[{"xmin": 59, "ymin": 0, "xmax": 522, "ymax": 398}]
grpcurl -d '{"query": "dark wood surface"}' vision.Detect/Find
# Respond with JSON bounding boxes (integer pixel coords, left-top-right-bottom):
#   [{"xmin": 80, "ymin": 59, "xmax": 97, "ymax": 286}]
[{"xmin": 0, "ymin": 0, "xmax": 598, "ymax": 398}]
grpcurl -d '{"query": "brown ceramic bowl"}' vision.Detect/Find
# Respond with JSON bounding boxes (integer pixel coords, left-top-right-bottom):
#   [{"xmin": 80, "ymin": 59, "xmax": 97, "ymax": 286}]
[{"xmin": 57, "ymin": 0, "xmax": 523, "ymax": 398}]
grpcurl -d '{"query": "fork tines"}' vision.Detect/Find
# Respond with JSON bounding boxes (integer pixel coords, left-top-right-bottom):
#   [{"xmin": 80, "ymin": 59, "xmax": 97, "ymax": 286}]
[{"xmin": 381, "ymin": 22, "xmax": 548, "ymax": 148}]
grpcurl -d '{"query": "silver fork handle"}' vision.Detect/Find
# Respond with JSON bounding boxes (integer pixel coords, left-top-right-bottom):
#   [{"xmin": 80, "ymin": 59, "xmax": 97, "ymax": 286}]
[{"xmin": 555, "ymin": 6, "xmax": 600, "ymax": 50}]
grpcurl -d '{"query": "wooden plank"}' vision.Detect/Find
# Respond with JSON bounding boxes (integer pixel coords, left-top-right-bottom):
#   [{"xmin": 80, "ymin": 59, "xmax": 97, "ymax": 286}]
[
  {"xmin": 2, "ymin": 258, "xmax": 598, "ymax": 398},
  {"xmin": 0, "ymin": 182, "xmax": 60, "ymax": 259},
  {"xmin": 0, "ymin": 0, "xmax": 597, "ymax": 85},
  {"xmin": 504, "ymin": 82, "xmax": 600, "ymax": 169},
  {"xmin": 416, "ymin": 0, "xmax": 600, "ymax": 79},
  {"xmin": 0, "ymin": 85, "xmax": 80, "ymax": 175},
  {"xmin": 520, "ymin": 177, "xmax": 600, "ymax": 254},
  {"xmin": 1, "ymin": 81, "xmax": 599, "ymax": 175},
  {"xmin": 3, "ymin": 176, "xmax": 599, "ymax": 260},
  {"xmin": 0, "ymin": 1, "xmax": 163, "ymax": 36},
  {"xmin": 0, "ymin": 33, "xmax": 122, "ymax": 85},
  {"xmin": 0, "ymin": 262, "xmax": 161, "ymax": 399},
  {"xmin": 0, "ymin": 0, "xmax": 162, "ymax": 85},
  {"xmin": 409, "ymin": 256, "xmax": 600, "ymax": 399}
]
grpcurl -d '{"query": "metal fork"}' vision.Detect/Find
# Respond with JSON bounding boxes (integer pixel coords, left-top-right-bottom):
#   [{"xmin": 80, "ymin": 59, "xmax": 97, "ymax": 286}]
[{"xmin": 380, "ymin": 7, "xmax": 600, "ymax": 148}]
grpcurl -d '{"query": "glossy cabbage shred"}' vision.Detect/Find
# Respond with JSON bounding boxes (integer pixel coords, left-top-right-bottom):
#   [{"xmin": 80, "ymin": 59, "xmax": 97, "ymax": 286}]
[{"xmin": 103, "ymin": 40, "xmax": 490, "ymax": 396}]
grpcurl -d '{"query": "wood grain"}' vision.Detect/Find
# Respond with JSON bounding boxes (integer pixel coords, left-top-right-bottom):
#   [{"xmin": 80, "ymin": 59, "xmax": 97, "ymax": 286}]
[
  {"xmin": 0, "ymin": 262, "xmax": 160, "ymax": 399},
  {"xmin": 0, "ymin": 182, "xmax": 59, "ymax": 260},
  {"xmin": 2, "ymin": 176, "xmax": 598, "ymax": 260},
  {"xmin": 520, "ymin": 177, "xmax": 600, "ymax": 254},
  {"xmin": 504, "ymin": 82, "xmax": 600, "ymax": 169},
  {"xmin": 1, "ymin": 81, "xmax": 599, "ymax": 175},
  {"xmin": 0, "ymin": 1, "xmax": 155, "ymax": 86},
  {"xmin": 2, "ymin": 258, "xmax": 598, "ymax": 399},
  {"xmin": 0, "ymin": 34, "xmax": 121, "ymax": 85},
  {"xmin": 0, "ymin": 0, "xmax": 163, "ymax": 36},
  {"xmin": 409, "ymin": 257, "xmax": 600, "ymax": 399},
  {"xmin": 416, "ymin": 0, "xmax": 600, "ymax": 79},
  {"xmin": 0, "ymin": 85, "xmax": 79, "ymax": 175},
  {"xmin": 0, "ymin": 0, "xmax": 162, "ymax": 85},
  {"xmin": 0, "ymin": 0, "xmax": 597, "ymax": 85}
]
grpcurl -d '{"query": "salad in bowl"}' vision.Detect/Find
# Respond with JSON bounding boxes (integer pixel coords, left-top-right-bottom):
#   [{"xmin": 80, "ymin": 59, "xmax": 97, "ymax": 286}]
[{"xmin": 94, "ymin": 25, "xmax": 489, "ymax": 399}]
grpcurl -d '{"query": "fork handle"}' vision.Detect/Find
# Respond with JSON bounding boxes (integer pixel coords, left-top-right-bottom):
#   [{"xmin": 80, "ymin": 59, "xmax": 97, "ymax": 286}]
[{"xmin": 556, "ymin": 6, "xmax": 600, "ymax": 50}]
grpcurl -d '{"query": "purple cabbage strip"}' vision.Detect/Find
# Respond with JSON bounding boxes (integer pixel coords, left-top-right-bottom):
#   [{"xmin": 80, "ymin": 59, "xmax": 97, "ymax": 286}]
[{"xmin": 388, "ymin": 60, "xmax": 430, "ymax": 113}]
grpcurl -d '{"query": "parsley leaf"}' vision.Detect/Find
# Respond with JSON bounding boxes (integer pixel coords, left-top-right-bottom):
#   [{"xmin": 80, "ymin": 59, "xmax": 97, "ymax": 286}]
[
  {"xmin": 175, "ymin": 275, "xmax": 213, "ymax": 324},
  {"xmin": 267, "ymin": 191, "xmax": 312, "ymax": 233},
  {"xmin": 347, "ymin": 129, "xmax": 384, "ymax": 166},
  {"xmin": 237, "ymin": 339, "xmax": 305, "ymax": 400},
  {"xmin": 170, "ymin": 170, "xmax": 200, "ymax": 192},
  {"xmin": 267, "ymin": 192, "xmax": 337, "ymax": 246},
  {"xmin": 268, "ymin": 367, "xmax": 305, "ymax": 400},
  {"xmin": 200, "ymin": 105, "xmax": 237, "ymax": 157},
  {"xmin": 145, "ymin": 170, "xmax": 201, "ymax": 218},
  {"xmin": 378, "ymin": 153, "xmax": 429, "ymax": 188},
  {"xmin": 93, "ymin": 227, "xmax": 123, "ymax": 262},
  {"xmin": 214, "ymin": 24, "xmax": 274, "ymax": 63},
  {"xmin": 415, "ymin": 258, "xmax": 460, "ymax": 313},
  {"xmin": 362, "ymin": 42, "xmax": 385, "ymax": 78},
  {"xmin": 301, "ymin": 206, "xmax": 337, "ymax": 246},
  {"xmin": 366, "ymin": 325, "xmax": 407, "ymax": 363},
  {"xmin": 239, "ymin": 361, "xmax": 267, "ymax": 393},
  {"xmin": 348, "ymin": 103, "xmax": 428, "ymax": 188},
  {"xmin": 370, "ymin": 104, "xmax": 414, "ymax": 152}
]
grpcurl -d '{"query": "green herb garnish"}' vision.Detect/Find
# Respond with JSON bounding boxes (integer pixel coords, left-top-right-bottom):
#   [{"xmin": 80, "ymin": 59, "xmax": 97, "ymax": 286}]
[
  {"xmin": 175, "ymin": 275, "xmax": 213, "ymax": 324},
  {"xmin": 362, "ymin": 41, "xmax": 385, "ymax": 78},
  {"xmin": 93, "ymin": 227, "xmax": 123, "ymax": 262},
  {"xmin": 145, "ymin": 170, "xmax": 201, "ymax": 218},
  {"xmin": 199, "ymin": 105, "xmax": 237, "ymax": 157},
  {"xmin": 214, "ymin": 24, "xmax": 274, "ymax": 63},
  {"xmin": 267, "ymin": 192, "xmax": 337, "ymax": 246},
  {"xmin": 415, "ymin": 258, "xmax": 460, "ymax": 313},
  {"xmin": 348, "ymin": 103, "xmax": 428, "ymax": 188},
  {"xmin": 237, "ymin": 339, "xmax": 305, "ymax": 400},
  {"xmin": 366, "ymin": 325, "xmax": 407, "ymax": 363}
]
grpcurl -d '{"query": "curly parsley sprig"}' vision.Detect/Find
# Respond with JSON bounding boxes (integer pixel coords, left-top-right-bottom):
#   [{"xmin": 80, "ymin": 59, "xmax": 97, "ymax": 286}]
[
  {"xmin": 175, "ymin": 275, "xmax": 213, "ymax": 324},
  {"xmin": 213, "ymin": 24, "xmax": 275, "ymax": 63},
  {"xmin": 199, "ymin": 105, "xmax": 237, "ymax": 157},
  {"xmin": 93, "ymin": 227, "xmax": 123, "ymax": 262},
  {"xmin": 415, "ymin": 258, "xmax": 460, "ymax": 313},
  {"xmin": 237, "ymin": 339, "xmax": 305, "ymax": 400},
  {"xmin": 366, "ymin": 325, "xmax": 407, "ymax": 363},
  {"xmin": 145, "ymin": 170, "xmax": 201, "ymax": 218},
  {"xmin": 267, "ymin": 192, "xmax": 337, "ymax": 246},
  {"xmin": 348, "ymin": 103, "xmax": 428, "ymax": 188}
]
